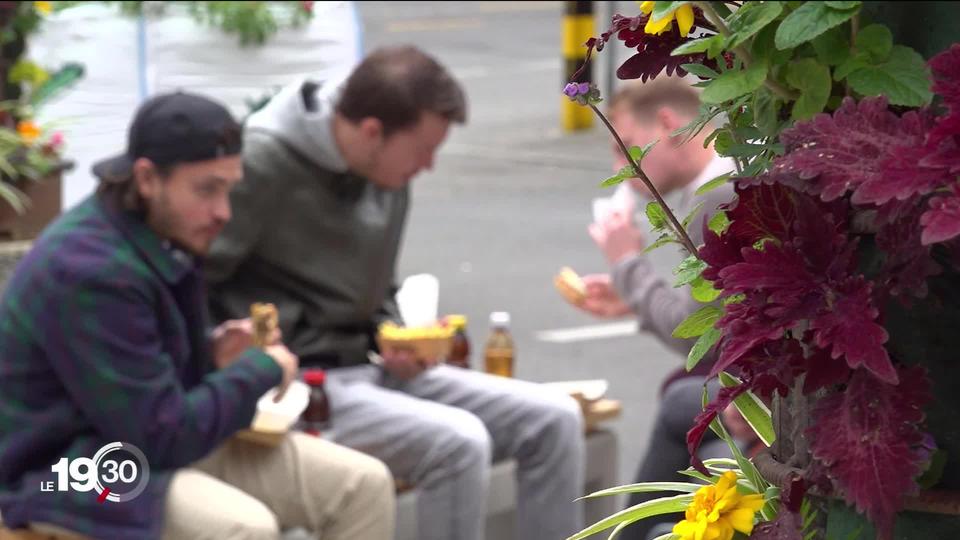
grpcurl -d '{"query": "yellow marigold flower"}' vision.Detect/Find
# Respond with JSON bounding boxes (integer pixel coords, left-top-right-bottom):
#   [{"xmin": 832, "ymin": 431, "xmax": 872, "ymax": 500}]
[
  {"xmin": 637, "ymin": 1, "xmax": 695, "ymax": 37},
  {"xmin": 16, "ymin": 120, "xmax": 41, "ymax": 143},
  {"xmin": 672, "ymin": 471, "xmax": 765, "ymax": 540},
  {"xmin": 34, "ymin": 1, "xmax": 52, "ymax": 15}
]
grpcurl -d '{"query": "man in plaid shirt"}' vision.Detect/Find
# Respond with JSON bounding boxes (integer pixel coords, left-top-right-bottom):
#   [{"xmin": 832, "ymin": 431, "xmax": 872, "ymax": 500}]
[{"xmin": 0, "ymin": 93, "xmax": 394, "ymax": 540}]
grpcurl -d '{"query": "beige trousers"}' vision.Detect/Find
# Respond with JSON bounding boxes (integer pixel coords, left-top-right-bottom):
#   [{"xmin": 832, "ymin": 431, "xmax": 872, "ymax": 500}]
[{"xmin": 161, "ymin": 432, "xmax": 395, "ymax": 540}]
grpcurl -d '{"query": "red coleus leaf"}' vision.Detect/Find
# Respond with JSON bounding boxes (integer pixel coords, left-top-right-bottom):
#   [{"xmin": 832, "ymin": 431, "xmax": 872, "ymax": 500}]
[
  {"xmin": 726, "ymin": 182, "xmax": 799, "ymax": 245},
  {"xmin": 875, "ymin": 201, "xmax": 942, "ymax": 299},
  {"xmin": 713, "ymin": 298, "xmax": 793, "ymax": 376},
  {"xmin": 921, "ymin": 189, "xmax": 960, "ymax": 245},
  {"xmin": 764, "ymin": 97, "xmax": 938, "ymax": 205},
  {"xmin": 600, "ymin": 10, "xmax": 718, "ymax": 82},
  {"xmin": 749, "ymin": 511, "xmax": 802, "ymax": 540},
  {"xmin": 802, "ymin": 344, "xmax": 852, "ymax": 394},
  {"xmin": 737, "ymin": 337, "xmax": 806, "ymax": 399},
  {"xmin": 930, "ymin": 44, "xmax": 960, "ymax": 110},
  {"xmin": 807, "ymin": 366, "xmax": 932, "ymax": 539},
  {"xmin": 699, "ymin": 220, "xmax": 746, "ymax": 286},
  {"xmin": 686, "ymin": 383, "xmax": 748, "ymax": 474},
  {"xmin": 809, "ymin": 277, "xmax": 897, "ymax": 384}
]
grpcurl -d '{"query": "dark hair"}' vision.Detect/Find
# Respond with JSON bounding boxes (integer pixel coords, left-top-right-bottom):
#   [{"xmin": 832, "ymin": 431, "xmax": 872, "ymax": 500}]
[
  {"xmin": 96, "ymin": 161, "xmax": 176, "ymax": 213},
  {"xmin": 336, "ymin": 46, "xmax": 467, "ymax": 136}
]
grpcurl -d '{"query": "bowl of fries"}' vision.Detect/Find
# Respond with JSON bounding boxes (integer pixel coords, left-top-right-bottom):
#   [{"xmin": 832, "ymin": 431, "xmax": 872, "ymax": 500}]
[{"xmin": 376, "ymin": 320, "xmax": 455, "ymax": 361}]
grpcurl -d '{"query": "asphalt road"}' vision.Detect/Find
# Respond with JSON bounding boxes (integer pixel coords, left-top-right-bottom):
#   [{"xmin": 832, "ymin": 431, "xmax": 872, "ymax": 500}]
[{"xmin": 356, "ymin": 1, "xmax": 694, "ymax": 497}]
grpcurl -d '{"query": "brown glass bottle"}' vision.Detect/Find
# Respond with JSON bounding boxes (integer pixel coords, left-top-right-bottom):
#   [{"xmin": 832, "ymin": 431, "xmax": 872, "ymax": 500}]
[
  {"xmin": 484, "ymin": 312, "xmax": 514, "ymax": 378},
  {"xmin": 447, "ymin": 315, "xmax": 471, "ymax": 369},
  {"xmin": 301, "ymin": 369, "xmax": 330, "ymax": 436}
]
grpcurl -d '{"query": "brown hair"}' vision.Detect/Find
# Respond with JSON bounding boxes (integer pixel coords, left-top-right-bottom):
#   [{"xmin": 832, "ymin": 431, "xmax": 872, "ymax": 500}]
[
  {"xmin": 609, "ymin": 77, "xmax": 702, "ymax": 121},
  {"xmin": 96, "ymin": 162, "xmax": 176, "ymax": 213},
  {"xmin": 336, "ymin": 46, "xmax": 467, "ymax": 136}
]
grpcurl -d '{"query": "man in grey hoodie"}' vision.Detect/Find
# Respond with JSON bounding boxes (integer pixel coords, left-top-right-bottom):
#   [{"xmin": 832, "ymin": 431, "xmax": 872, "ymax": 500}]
[{"xmin": 205, "ymin": 46, "xmax": 585, "ymax": 540}]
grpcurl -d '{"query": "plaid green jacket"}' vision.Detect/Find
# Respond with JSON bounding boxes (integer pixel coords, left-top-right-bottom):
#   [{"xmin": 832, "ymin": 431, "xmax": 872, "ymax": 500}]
[{"xmin": 0, "ymin": 195, "xmax": 281, "ymax": 539}]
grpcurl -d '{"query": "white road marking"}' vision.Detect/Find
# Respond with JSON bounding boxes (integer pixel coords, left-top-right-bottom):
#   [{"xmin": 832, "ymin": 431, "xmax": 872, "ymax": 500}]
[{"xmin": 535, "ymin": 321, "xmax": 639, "ymax": 343}]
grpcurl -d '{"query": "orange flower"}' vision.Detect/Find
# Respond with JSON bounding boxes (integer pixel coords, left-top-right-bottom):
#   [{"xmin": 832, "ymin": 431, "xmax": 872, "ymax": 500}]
[
  {"xmin": 17, "ymin": 121, "xmax": 41, "ymax": 143},
  {"xmin": 34, "ymin": 1, "xmax": 52, "ymax": 15}
]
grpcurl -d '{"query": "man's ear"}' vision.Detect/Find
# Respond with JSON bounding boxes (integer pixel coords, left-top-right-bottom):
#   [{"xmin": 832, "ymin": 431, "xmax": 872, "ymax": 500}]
[
  {"xmin": 656, "ymin": 106, "xmax": 681, "ymax": 134},
  {"xmin": 132, "ymin": 158, "xmax": 158, "ymax": 200},
  {"xmin": 657, "ymin": 107, "xmax": 692, "ymax": 147},
  {"xmin": 358, "ymin": 117, "xmax": 384, "ymax": 145}
]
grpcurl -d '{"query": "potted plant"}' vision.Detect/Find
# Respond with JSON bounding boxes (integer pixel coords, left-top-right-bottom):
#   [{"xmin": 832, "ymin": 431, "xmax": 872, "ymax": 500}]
[
  {"xmin": 564, "ymin": 2, "xmax": 960, "ymax": 538},
  {"xmin": 0, "ymin": 1, "xmax": 82, "ymax": 241}
]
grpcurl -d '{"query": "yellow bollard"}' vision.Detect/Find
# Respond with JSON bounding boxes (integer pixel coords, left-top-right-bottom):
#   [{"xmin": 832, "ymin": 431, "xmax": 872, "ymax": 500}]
[{"xmin": 562, "ymin": 1, "xmax": 595, "ymax": 132}]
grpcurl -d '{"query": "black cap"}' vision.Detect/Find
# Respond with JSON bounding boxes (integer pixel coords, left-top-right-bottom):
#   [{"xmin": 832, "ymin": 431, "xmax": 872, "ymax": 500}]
[{"xmin": 93, "ymin": 92, "xmax": 242, "ymax": 183}]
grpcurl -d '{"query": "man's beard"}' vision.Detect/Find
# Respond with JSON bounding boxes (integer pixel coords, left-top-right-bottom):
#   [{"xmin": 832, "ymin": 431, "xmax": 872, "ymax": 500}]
[{"xmin": 146, "ymin": 190, "xmax": 198, "ymax": 255}]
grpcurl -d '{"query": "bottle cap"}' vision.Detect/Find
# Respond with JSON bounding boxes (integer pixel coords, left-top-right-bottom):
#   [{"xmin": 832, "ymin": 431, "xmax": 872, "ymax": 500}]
[
  {"xmin": 490, "ymin": 311, "xmax": 510, "ymax": 327},
  {"xmin": 303, "ymin": 369, "xmax": 326, "ymax": 386},
  {"xmin": 446, "ymin": 314, "xmax": 468, "ymax": 330}
]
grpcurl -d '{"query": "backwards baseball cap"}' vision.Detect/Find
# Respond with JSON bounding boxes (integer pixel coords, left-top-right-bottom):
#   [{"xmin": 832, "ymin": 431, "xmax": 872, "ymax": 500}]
[{"xmin": 93, "ymin": 91, "xmax": 242, "ymax": 183}]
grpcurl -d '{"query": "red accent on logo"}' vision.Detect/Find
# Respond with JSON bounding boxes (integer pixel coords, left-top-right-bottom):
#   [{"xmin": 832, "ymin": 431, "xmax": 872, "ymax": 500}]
[{"xmin": 97, "ymin": 488, "xmax": 111, "ymax": 503}]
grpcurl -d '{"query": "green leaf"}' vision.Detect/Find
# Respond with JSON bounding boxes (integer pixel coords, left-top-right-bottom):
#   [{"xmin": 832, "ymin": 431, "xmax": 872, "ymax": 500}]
[
  {"xmin": 674, "ymin": 255, "xmax": 708, "ymax": 287},
  {"xmin": 708, "ymin": 211, "xmax": 731, "ymax": 234},
  {"xmin": 855, "ymin": 23, "xmax": 893, "ymax": 62},
  {"xmin": 651, "ymin": 534, "xmax": 679, "ymax": 540},
  {"xmin": 701, "ymin": 61, "xmax": 768, "ymax": 104},
  {"xmin": 672, "ymin": 35, "xmax": 723, "ymax": 56},
  {"xmin": 695, "ymin": 174, "xmax": 732, "ymax": 196},
  {"xmin": 680, "ymin": 63, "xmax": 721, "ymax": 80},
  {"xmin": 847, "ymin": 45, "xmax": 933, "ymax": 106},
  {"xmin": 722, "ymin": 142, "xmax": 771, "ymax": 159},
  {"xmin": 713, "ymin": 130, "xmax": 735, "ymax": 156},
  {"xmin": 30, "ymin": 63, "xmax": 84, "ymax": 107},
  {"xmin": 812, "ymin": 25, "xmax": 851, "ymax": 65},
  {"xmin": 707, "ymin": 405, "xmax": 768, "ymax": 494},
  {"xmin": 719, "ymin": 372, "xmax": 776, "ymax": 446},
  {"xmin": 566, "ymin": 493, "xmax": 694, "ymax": 540},
  {"xmin": 601, "ymin": 165, "xmax": 635, "ymax": 187},
  {"xmin": 687, "ymin": 326, "xmax": 721, "ymax": 370},
  {"xmin": 834, "ymin": 52, "xmax": 870, "ymax": 81},
  {"xmin": 0, "ymin": 180, "xmax": 27, "ymax": 213},
  {"xmin": 651, "ymin": 1, "xmax": 690, "ymax": 21},
  {"xmin": 775, "ymin": 2, "xmax": 859, "ymax": 50},
  {"xmin": 646, "ymin": 201, "xmax": 668, "ymax": 230},
  {"xmin": 917, "ymin": 449, "xmax": 948, "ymax": 490},
  {"xmin": 607, "ymin": 521, "xmax": 630, "ymax": 540},
  {"xmin": 644, "ymin": 234, "xmax": 677, "ymax": 254},
  {"xmin": 786, "ymin": 58, "xmax": 832, "ymax": 120},
  {"xmin": 691, "ymin": 276, "xmax": 722, "ymax": 303},
  {"xmin": 678, "ymin": 468, "xmax": 718, "ymax": 484},
  {"xmin": 629, "ymin": 140, "xmax": 659, "ymax": 162},
  {"xmin": 751, "ymin": 24, "xmax": 794, "ymax": 67},
  {"xmin": 674, "ymin": 306, "xmax": 722, "ymax": 339},
  {"xmin": 752, "ymin": 86, "xmax": 782, "ymax": 138},
  {"xmin": 682, "ymin": 201, "xmax": 705, "ymax": 230},
  {"xmin": 726, "ymin": 1, "xmax": 783, "ymax": 49},
  {"xmin": 824, "ymin": 1, "xmax": 861, "ymax": 9},
  {"xmin": 581, "ymin": 482, "xmax": 702, "ymax": 500}
]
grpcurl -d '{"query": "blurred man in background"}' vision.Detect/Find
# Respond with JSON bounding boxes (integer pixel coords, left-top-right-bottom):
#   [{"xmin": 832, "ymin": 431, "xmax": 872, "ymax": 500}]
[
  {"xmin": 561, "ymin": 77, "xmax": 759, "ymax": 540},
  {"xmin": 206, "ymin": 45, "xmax": 586, "ymax": 540}
]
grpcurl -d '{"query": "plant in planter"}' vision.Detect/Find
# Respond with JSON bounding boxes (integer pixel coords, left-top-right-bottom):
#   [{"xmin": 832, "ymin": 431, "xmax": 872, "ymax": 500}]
[
  {"xmin": 564, "ymin": 2, "xmax": 960, "ymax": 539},
  {"xmin": 0, "ymin": 1, "xmax": 82, "ymax": 239}
]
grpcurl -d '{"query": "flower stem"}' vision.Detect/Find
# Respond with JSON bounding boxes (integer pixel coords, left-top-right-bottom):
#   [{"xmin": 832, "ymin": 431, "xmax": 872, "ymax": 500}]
[
  {"xmin": 695, "ymin": 1, "xmax": 799, "ymax": 101},
  {"xmin": 588, "ymin": 104, "xmax": 701, "ymax": 259}
]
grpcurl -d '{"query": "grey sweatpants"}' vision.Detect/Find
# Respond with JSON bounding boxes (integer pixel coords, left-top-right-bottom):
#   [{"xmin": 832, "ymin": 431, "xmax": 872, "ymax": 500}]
[{"xmin": 325, "ymin": 364, "xmax": 586, "ymax": 540}]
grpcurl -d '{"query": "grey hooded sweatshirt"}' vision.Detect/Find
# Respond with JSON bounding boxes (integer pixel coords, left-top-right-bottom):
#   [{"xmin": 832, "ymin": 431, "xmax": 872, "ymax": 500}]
[{"xmin": 205, "ymin": 78, "xmax": 407, "ymax": 369}]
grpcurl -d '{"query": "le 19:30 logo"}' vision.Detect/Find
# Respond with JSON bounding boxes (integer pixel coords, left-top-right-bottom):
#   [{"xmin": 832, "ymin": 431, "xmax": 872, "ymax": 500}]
[{"xmin": 41, "ymin": 442, "xmax": 150, "ymax": 503}]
